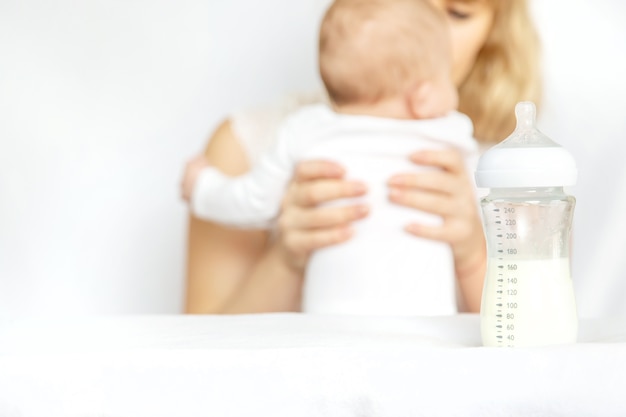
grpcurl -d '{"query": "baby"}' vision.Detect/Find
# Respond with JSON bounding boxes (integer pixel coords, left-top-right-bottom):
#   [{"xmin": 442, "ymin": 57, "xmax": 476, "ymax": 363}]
[{"xmin": 189, "ymin": 0, "xmax": 477, "ymax": 315}]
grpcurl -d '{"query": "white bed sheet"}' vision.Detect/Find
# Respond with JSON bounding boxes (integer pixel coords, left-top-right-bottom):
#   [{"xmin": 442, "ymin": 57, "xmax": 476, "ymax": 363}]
[{"xmin": 0, "ymin": 314, "xmax": 625, "ymax": 416}]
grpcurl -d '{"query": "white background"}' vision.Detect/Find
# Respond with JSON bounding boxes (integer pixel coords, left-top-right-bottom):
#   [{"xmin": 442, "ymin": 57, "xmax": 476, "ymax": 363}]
[{"xmin": 1, "ymin": 0, "xmax": 625, "ymax": 316}]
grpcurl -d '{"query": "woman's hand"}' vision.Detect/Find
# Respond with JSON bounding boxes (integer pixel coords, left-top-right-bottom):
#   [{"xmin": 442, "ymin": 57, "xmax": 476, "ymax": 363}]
[
  {"xmin": 275, "ymin": 160, "xmax": 369, "ymax": 272},
  {"xmin": 387, "ymin": 149, "xmax": 486, "ymax": 310}
]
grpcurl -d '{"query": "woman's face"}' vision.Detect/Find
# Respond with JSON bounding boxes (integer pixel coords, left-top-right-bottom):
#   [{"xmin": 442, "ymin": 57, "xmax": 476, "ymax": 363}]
[{"xmin": 428, "ymin": 0, "xmax": 496, "ymax": 86}]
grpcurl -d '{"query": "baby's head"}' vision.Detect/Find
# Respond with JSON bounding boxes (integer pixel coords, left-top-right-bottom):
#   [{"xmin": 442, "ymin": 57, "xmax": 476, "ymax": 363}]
[{"xmin": 319, "ymin": 0, "xmax": 457, "ymax": 118}]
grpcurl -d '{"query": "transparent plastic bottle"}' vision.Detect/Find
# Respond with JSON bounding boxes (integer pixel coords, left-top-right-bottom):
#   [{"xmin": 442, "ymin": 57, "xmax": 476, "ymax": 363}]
[{"xmin": 475, "ymin": 102, "xmax": 578, "ymax": 347}]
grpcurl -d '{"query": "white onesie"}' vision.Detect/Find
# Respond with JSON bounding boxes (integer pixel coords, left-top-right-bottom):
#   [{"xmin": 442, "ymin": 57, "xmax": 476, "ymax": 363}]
[{"xmin": 193, "ymin": 103, "xmax": 478, "ymax": 315}]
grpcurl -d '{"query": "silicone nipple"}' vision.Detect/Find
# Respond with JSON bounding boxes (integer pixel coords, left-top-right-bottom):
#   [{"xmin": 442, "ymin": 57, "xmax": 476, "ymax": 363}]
[
  {"xmin": 502, "ymin": 101, "xmax": 557, "ymax": 148},
  {"xmin": 475, "ymin": 101, "xmax": 577, "ymax": 188},
  {"xmin": 516, "ymin": 101, "xmax": 536, "ymax": 130}
]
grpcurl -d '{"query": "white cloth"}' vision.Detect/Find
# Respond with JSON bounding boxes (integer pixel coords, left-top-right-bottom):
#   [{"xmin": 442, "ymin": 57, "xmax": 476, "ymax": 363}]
[
  {"xmin": 1, "ymin": 314, "xmax": 625, "ymax": 417},
  {"xmin": 193, "ymin": 104, "xmax": 478, "ymax": 316},
  {"xmin": 230, "ymin": 90, "xmax": 329, "ymax": 163}
]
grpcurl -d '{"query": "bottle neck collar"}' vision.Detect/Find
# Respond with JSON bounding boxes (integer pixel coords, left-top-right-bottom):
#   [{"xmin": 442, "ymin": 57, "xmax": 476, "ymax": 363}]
[{"xmin": 489, "ymin": 187, "xmax": 566, "ymax": 197}]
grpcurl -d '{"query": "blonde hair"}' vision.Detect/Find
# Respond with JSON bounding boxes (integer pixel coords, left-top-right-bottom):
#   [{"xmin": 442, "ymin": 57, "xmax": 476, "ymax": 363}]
[
  {"xmin": 459, "ymin": 0, "xmax": 542, "ymax": 143},
  {"xmin": 319, "ymin": 0, "xmax": 450, "ymax": 106}
]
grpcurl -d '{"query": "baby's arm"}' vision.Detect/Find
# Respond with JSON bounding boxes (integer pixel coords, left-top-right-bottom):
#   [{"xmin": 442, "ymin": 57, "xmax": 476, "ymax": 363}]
[{"xmin": 190, "ymin": 126, "xmax": 294, "ymax": 229}]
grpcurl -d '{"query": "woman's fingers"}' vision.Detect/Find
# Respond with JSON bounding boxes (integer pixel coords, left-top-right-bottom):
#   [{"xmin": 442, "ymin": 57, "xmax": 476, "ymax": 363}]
[
  {"xmin": 405, "ymin": 223, "xmax": 451, "ymax": 242},
  {"xmin": 388, "ymin": 147, "xmax": 480, "ymax": 247},
  {"xmin": 287, "ymin": 160, "xmax": 366, "ymax": 207},
  {"xmin": 293, "ymin": 160, "xmax": 345, "ymax": 182},
  {"xmin": 282, "ymin": 226, "xmax": 354, "ymax": 255},
  {"xmin": 279, "ymin": 204, "xmax": 369, "ymax": 231},
  {"xmin": 275, "ymin": 159, "xmax": 369, "ymax": 268},
  {"xmin": 388, "ymin": 169, "xmax": 470, "ymax": 217},
  {"xmin": 288, "ymin": 179, "xmax": 367, "ymax": 207},
  {"xmin": 405, "ymin": 219, "xmax": 475, "ymax": 245},
  {"xmin": 389, "ymin": 187, "xmax": 461, "ymax": 217},
  {"xmin": 389, "ymin": 148, "xmax": 471, "ymax": 196},
  {"xmin": 388, "ymin": 170, "xmax": 457, "ymax": 195},
  {"xmin": 409, "ymin": 149, "xmax": 465, "ymax": 174}
]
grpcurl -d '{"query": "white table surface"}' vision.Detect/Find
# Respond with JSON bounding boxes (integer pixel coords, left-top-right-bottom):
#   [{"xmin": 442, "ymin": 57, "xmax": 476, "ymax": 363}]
[{"xmin": 1, "ymin": 313, "xmax": 625, "ymax": 417}]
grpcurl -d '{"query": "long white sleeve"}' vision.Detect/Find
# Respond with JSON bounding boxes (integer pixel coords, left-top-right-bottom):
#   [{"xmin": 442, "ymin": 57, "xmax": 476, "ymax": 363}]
[{"xmin": 190, "ymin": 127, "xmax": 295, "ymax": 229}]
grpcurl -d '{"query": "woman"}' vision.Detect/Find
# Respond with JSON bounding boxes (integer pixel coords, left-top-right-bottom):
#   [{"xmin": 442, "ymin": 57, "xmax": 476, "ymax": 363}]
[{"xmin": 183, "ymin": 0, "xmax": 541, "ymax": 314}]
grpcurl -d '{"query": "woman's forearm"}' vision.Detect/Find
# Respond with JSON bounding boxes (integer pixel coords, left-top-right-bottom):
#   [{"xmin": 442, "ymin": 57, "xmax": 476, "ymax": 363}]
[
  {"xmin": 454, "ymin": 239, "xmax": 486, "ymax": 313},
  {"xmin": 221, "ymin": 241, "xmax": 304, "ymax": 314},
  {"xmin": 185, "ymin": 214, "xmax": 270, "ymax": 314}
]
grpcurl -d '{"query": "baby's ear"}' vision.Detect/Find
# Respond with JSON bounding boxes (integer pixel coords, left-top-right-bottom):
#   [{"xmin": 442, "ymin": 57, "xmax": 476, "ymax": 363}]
[
  {"xmin": 407, "ymin": 80, "xmax": 458, "ymax": 119},
  {"xmin": 406, "ymin": 82, "xmax": 436, "ymax": 119}
]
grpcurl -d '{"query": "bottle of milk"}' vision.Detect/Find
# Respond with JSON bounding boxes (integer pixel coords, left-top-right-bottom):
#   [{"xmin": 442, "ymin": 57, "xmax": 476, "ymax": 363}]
[{"xmin": 475, "ymin": 102, "xmax": 578, "ymax": 347}]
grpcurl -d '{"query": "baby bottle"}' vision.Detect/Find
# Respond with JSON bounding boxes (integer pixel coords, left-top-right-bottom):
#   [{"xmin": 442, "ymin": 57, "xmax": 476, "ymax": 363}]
[{"xmin": 475, "ymin": 102, "xmax": 578, "ymax": 347}]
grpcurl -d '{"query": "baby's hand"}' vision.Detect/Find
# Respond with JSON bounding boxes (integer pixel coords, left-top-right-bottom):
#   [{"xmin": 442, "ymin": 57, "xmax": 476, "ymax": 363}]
[{"xmin": 181, "ymin": 153, "xmax": 211, "ymax": 203}]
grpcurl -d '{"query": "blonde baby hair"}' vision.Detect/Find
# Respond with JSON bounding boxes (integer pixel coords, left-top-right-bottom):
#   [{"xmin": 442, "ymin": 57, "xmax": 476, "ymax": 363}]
[{"xmin": 319, "ymin": 0, "xmax": 451, "ymax": 106}]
